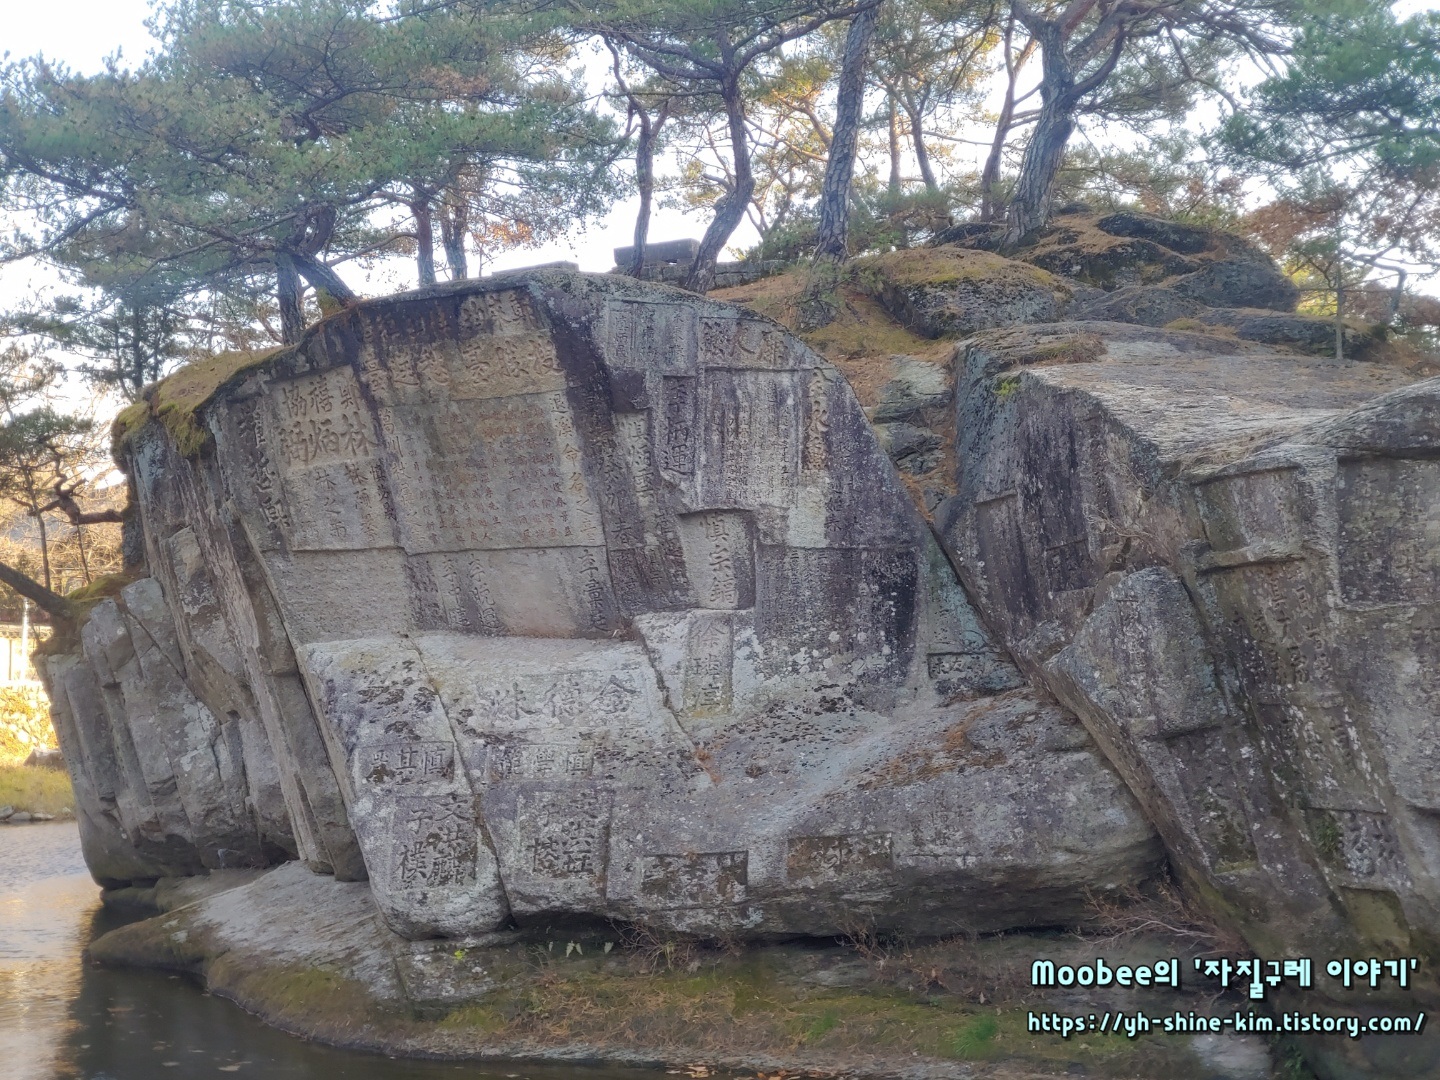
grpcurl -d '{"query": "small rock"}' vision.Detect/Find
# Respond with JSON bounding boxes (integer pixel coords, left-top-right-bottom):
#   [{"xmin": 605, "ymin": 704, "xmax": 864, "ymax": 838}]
[
  {"xmin": 1072, "ymin": 284, "xmax": 1202, "ymax": 327},
  {"xmin": 875, "ymin": 421, "xmax": 941, "ymax": 461},
  {"xmin": 23, "ymin": 748, "xmax": 65, "ymax": 770},
  {"xmin": 30, "ymin": 812, "xmax": 54, "ymax": 821},
  {"xmin": 9, "ymin": 811, "xmax": 32, "ymax": 823},
  {"xmin": 0, "ymin": 805, "xmax": 12, "ymax": 820},
  {"xmin": 873, "ymin": 356, "xmax": 953, "ymax": 423}
]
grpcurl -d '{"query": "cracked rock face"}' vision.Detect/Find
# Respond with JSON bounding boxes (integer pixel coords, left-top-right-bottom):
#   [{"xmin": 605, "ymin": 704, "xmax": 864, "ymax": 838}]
[{"xmin": 47, "ymin": 272, "xmax": 1159, "ymax": 939}]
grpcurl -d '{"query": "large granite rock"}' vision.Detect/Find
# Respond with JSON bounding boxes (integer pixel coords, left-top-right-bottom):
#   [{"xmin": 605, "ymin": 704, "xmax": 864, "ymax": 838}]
[
  {"xmin": 935, "ymin": 320, "xmax": 1440, "ymax": 1078},
  {"xmin": 48, "ymin": 272, "xmax": 1159, "ymax": 942}
]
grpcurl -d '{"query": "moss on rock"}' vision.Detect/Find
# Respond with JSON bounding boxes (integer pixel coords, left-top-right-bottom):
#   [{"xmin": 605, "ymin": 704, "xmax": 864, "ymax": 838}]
[{"xmin": 112, "ymin": 346, "xmax": 285, "ymax": 460}]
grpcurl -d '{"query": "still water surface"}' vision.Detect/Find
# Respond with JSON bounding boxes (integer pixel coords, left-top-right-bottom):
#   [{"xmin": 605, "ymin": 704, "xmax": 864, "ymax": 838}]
[{"xmin": 0, "ymin": 821, "xmax": 673, "ymax": 1080}]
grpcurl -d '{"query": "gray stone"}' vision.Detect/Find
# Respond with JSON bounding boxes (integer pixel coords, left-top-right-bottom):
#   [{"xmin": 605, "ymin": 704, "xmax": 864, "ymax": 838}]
[
  {"xmin": 934, "ymin": 319, "xmax": 1439, "ymax": 1078},
  {"xmin": 9, "ymin": 811, "xmax": 31, "ymax": 823},
  {"xmin": 865, "ymin": 248, "xmax": 1071, "ymax": 338},
  {"xmin": 1188, "ymin": 1033, "xmax": 1274, "ymax": 1080},
  {"xmin": 874, "ymin": 421, "xmax": 941, "ymax": 461},
  {"xmin": 1169, "ymin": 257, "xmax": 1300, "ymax": 311},
  {"xmin": 613, "ymin": 238, "xmax": 699, "ymax": 267},
  {"xmin": 51, "ymin": 271, "xmax": 1159, "ymax": 947},
  {"xmin": 1070, "ymin": 284, "xmax": 1203, "ymax": 327},
  {"xmin": 22, "ymin": 747, "xmax": 65, "ymax": 770},
  {"xmin": 872, "ymin": 356, "xmax": 953, "ymax": 423},
  {"xmin": 0, "ymin": 805, "xmax": 12, "ymax": 819},
  {"xmin": 1094, "ymin": 211, "xmax": 1216, "ymax": 255},
  {"xmin": 1195, "ymin": 306, "xmax": 1384, "ymax": 357}
]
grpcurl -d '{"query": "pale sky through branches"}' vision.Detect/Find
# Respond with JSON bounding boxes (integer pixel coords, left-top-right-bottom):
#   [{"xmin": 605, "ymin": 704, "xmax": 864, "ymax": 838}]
[{"xmin": 4, "ymin": 0, "xmax": 1438, "ymax": 426}]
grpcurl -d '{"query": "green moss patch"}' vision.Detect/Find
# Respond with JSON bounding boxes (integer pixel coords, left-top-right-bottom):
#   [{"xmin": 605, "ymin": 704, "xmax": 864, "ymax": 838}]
[{"xmin": 112, "ymin": 346, "xmax": 286, "ymax": 459}]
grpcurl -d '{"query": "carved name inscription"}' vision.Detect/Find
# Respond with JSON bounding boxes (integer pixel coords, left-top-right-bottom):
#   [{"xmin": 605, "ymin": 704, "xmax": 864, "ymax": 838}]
[
  {"xmin": 786, "ymin": 833, "xmax": 893, "ymax": 884},
  {"xmin": 392, "ymin": 794, "xmax": 478, "ymax": 890},
  {"xmin": 522, "ymin": 789, "xmax": 612, "ymax": 878},
  {"xmin": 678, "ymin": 512, "xmax": 754, "ymax": 610},
  {"xmin": 698, "ymin": 315, "xmax": 790, "ymax": 370},
  {"xmin": 1325, "ymin": 809, "xmax": 1411, "ymax": 887},
  {"xmin": 926, "ymin": 652, "xmax": 1025, "ymax": 697},
  {"xmin": 232, "ymin": 400, "xmax": 292, "ymax": 542},
  {"xmin": 641, "ymin": 850, "xmax": 748, "ymax": 906},
  {"xmin": 606, "ymin": 300, "xmax": 695, "ymax": 372},
  {"xmin": 659, "ymin": 376, "xmax": 698, "ymax": 475},
  {"xmin": 449, "ymin": 333, "xmax": 566, "ymax": 400},
  {"xmin": 1337, "ymin": 458, "xmax": 1440, "ymax": 605},
  {"xmin": 515, "ymin": 671, "xmax": 642, "ymax": 727},
  {"xmin": 683, "ymin": 616, "xmax": 733, "ymax": 712},
  {"xmin": 362, "ymin": 741, "xmax": 455, "ymax": 786},
  {"xmin": 386, "ymin": 391, "xmax": 605, "ymax": 552},
  {"xmin": 700, "ymin": 370, "xmax": 802, "ymax": 506},
  {"xmin": 263, "ymin": 368, "xmax": 392, "ymax": 550},
  {"xmin": 488, "ymin": 743, "xmax": 595, "ymax": 782},
  {"xmin": 271, "ymin": 367, "xmax": 377, "ymax": 469}
]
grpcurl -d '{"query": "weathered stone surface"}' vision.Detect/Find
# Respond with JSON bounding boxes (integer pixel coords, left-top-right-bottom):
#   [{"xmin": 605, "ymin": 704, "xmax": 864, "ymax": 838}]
[
  {"xmin": 1094, "ymin": 211, "xmax": 1217, "ymax": 255},
  {"xmin": 871, "ymin": 356, "xmax": 953, "ymax": 423},
  {"xmin": 51, "ymin": 271, "xmax": 1158, "ymax": 946},
  {"xmin": 863, "ymin": 249, "xmax": 1071, "ymax": 338},
  {"xmin": 1071, "ymin": 284, "xmax": 1203, "ymax": 327},
  {"xmin": 874, "ymin": 420, "xmax": 941, "ymax": 468},
  {"xmin": 934, "ymin": 320, "xmax": 1439, "ymax": 1077},
  {"xmin": 1194, "ymin": 307, "xmax": 1385, "ymax": 357},
  {"xmin": 1168, "ymin": 257, "xmax": 1301, "ymax": 311}
]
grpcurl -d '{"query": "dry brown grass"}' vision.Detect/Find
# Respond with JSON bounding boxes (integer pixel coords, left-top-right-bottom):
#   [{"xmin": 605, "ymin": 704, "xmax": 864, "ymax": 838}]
[{"xmin": 0, "ymin": 763, "xmax": 73, "ymax": 816}]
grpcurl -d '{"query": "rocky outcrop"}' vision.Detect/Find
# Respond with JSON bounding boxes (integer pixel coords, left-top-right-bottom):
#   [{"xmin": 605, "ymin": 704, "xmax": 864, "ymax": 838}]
[
  {"xmin": 862, "ymin": 248, "xmax": 1071, "ymax": 338},
  {"xmin": 934, "ymin": 321, "xmax": 1440, "ymax": 1078},
  {"xmin": 48, "ymin": 251, "xmax": 1440, "ymax": 1078},
  {"xmin": 50, "ymin": 271, "xmax": 1158, "ymax": 943}
]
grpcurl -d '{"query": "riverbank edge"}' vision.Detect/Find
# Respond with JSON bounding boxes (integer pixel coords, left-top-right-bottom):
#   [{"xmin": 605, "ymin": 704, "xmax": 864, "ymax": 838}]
[{"xmin": 83, "ymin": 864, "xmax": 1277, "ymax": 1080}]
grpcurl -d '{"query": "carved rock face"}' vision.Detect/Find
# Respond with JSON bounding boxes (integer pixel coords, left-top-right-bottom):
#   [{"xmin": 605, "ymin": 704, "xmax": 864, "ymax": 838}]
[
  {"xmin": 50, "ymin": 272, "xmax": 1159, "ymax": 937},
  {"xmin": 936, "ymin": 322, "xmax": 1440, "ymax": 1077}
]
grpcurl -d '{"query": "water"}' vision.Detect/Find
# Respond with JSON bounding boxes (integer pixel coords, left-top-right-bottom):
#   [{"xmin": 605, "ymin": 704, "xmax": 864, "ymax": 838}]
[{"xmin": 0, "ymin": 822, "xmax": 673, "ymax": 1080}]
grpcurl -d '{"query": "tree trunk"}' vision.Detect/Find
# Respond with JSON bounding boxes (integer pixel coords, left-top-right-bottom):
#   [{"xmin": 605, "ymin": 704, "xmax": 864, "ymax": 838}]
[
  {"xmin": 981, "ymin": 26, "xmax": 1033, "ymax": 221},
  {"xmin": 813, "ymin": 3, "xmax": 879, "ymax": 264},
  {"xmin": 413, "ymin": 196, "xmax": 437, "ymax": 287},
  {"xmin": 0, "ymin": 559, "xmax": 74, "ymax": 622},
  {"xmin": 887, "ymin": 97, "xmax": 902, "ymax": 195},
  {"xmin": 76, "ymin": 524, "xmax": 90, "ymax": 584},
  {"xmin": 630, "ymin": 104, "xmax": 669, "ymax": 277},
  {"xmin": 440, "ymin": 202, "xmax": 469, "ymax": 281},
  {"xmin": 1004, "ymin": 28, "xmax": 1073, "ymax": 246},
  {"xmin": 292, "ymin": 253, "xmax": 359, "ymax": 314},
  {"xmin": 684, "ymin": 70, "xmax": 754, "ymax": 295},
  {"xmin": 277, "ymin": 254, "xmax": 305, "ymax": 345},
  {"xmin": 905, "ymin": 100, "xmax": 939, "ymax": 194},
  {"xmin": 35, "ymin": 508, "xmax": 51, "ymax": 593}
]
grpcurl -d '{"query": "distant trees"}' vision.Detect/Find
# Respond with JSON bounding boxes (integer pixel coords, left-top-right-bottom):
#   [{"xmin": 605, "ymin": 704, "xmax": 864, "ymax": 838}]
[
  {"xmin": 1223, "ymin": 0, "xmax": 1440, "ymax": 308},
  {"xmin": 0, "ymin": 0, "xmax": 1430, "ymax": 317},
  {"xmin": 0, "ymin": 0, "xmax": 621, "ymax": 344}
]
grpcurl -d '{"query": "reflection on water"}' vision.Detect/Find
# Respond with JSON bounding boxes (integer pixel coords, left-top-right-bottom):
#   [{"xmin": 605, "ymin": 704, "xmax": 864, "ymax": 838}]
[
  {"xmin": 0, "ymin": 822, "xmax": 672, "ymax": 1080},
  {"xmin": 0, "ymin": 821, "xmax": 93, "ymax": 1080}
]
